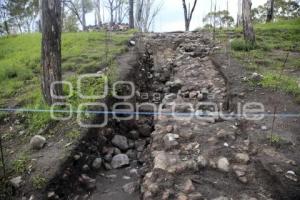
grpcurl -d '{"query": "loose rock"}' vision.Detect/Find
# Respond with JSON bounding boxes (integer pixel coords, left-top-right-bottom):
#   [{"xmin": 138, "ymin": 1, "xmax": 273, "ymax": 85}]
[
  {"xmin": 30, "ymin": 135, "xmax": 46, "ymax": 150},
  {"xmin": 122, "ymin": 182, "xmax": 138, "ymax": 194},
  {"xmin": 92, "ymin": 158, "xmax": 102, "ymax": 169},
  {"xmin": 217, "ymin": 157, "xmax": 230, "ymax": 172},
  {"xmin": 111, "ymin": 154, "xmax": 129, "ymax": 169},
  {"xmin": 112, "ymin": 135, "xmax": 129, "ymax": 151}
]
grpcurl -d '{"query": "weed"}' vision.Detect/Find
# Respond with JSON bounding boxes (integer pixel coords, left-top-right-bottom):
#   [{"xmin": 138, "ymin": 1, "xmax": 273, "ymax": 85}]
[
  {"xmin": 66, "ymin": 130, "xmax": 81, "ymax": 140},
  {"xmin": 32, "ymin": 175, "xmax": 46, "ymax": 189},
  {"xmin": 12, "ymin": 154, "xmax": 29, "ymax": 174}
]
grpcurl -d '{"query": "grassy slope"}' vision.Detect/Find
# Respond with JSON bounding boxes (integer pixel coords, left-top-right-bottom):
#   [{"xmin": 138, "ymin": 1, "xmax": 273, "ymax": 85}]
[
  {"xmin": 0, "ymin": 30, "xmax": 134, "ymax": 131},
  {"xmin": 218, "ymin": 19, "xmax": 300, "ymax": 103}
]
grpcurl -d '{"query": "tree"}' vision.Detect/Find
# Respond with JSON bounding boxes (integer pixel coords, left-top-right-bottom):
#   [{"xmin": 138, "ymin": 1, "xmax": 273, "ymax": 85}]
[
  {"xmin": 93, "ymin": 0, "xmax": 102, "ymax": 26},
  {"xmin": 203, "ymin": 10, "xmax": 234, "ymax": 29},
  {"xmin": 104, "ymin": 0, "xmax": 122, "ymax": 25},
  {"xmin": 41, "ymin": 0, "xmax": 63, "ymax": 105},
  {"xmin": 242, "ymin": 0, "xmax": 255, "ymax": 45},
  {"xmin": 237, "ymin": 0, "xmax": 242, "ymax": 26},
  {"xmin": 129, "ymin": 0, "xmax": 134, "ymax": 28},
  {"xmin": 6, "ymin": 0, "xmax": 39, "ymax": 33},
  {"xmin": 266, "ymin": 0, "xmax": 275, "ymax": 22},
  {"xmin": 63, "ymin": 10, "xmax": 79, "ymax": 32},
  {"xmin": 182, "ymin": 0, "xmax": 198, "ymax": 31},
  {"xmin": 63, "ymin": 0, "xmax": 92, "ymax": 30},
  {"xmin": 135, "ymin": 0, "xmax": 162, "ymax": 32},
  {"xmin": 81, "ymin": 0, "xmax": 93, "ymax": 30}
]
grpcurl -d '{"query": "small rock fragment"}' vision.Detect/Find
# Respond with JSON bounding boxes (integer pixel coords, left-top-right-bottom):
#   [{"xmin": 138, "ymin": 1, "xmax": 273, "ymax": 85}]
[{"xmin": 217, "ymin": 157, "xmax": 230, "ymax": 172}]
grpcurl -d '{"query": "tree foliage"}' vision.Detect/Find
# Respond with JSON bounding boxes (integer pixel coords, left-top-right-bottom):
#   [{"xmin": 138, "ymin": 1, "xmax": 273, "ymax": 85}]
[
  {"xmin": 203, "ymin": 10, "xmax": 234, "ymax": 29},
  {"xmin": 252, "ymin": 0, "xmax": 300, "ymax": 23}
]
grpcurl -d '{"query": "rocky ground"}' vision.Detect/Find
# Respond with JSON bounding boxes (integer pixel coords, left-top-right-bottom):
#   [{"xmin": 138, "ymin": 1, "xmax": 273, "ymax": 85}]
[{"xmin": 5, "ymin": 31, "xmax": 300, "ymax": 200}]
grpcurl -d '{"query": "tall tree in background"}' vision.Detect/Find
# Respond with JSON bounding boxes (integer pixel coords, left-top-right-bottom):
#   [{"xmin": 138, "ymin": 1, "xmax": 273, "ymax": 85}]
[
  {"xmin": 41, "ymin": 0, "xmax": 63, "ymax": 105},
  {"xmin": 237, "ymin": 0, "xmax": 242, "ymax": 26},
  {"xmin": 135, "ymin": 0, "xmax": 162, "ymax": 32},
  {"xmin": 266, "ymin": 0, "xmax": 275, "ymax": 22},
  {"xmin": 105, "ymin": 0, "xmax": 121, "ymax": 25},
  {"xmin": 94, "ymin": 0, "xmax": 102, "ymax": 26},
  {"xmin": 129, "ymin": 0, "xmax": 134, "ymax": 28},
  {"xmin": 242, "ymin": 0, "xmax": 255, "ymax": 45},
  {"xmin": 182, "ymin": 0, "xmax": 198, "ymax": 31},
  {"xmin": 81, "ymin": 0, "xmax": 86, "ymax": 30}
]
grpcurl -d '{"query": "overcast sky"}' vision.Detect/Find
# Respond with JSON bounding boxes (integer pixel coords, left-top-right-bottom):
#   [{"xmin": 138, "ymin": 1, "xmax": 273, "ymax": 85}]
[{"xmin": 86, "ymin": 0, "xmax": 267, "ymax": 32}]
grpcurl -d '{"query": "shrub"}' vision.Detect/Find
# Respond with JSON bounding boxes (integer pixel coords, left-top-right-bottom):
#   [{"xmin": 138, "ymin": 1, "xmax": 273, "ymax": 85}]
[{"xmin": 231, "ymin": 38, "xmax": 256, "ymax": 51}]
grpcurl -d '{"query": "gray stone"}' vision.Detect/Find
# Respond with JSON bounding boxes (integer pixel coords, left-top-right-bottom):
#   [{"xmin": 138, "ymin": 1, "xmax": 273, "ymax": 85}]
[
  {"xmin": 122, "ymin": 182, "xmax": 138, "ymax": 194},
  {"xmin": 163, "ymin": 133, "xmax": 179, "ymax": 149},
  {"xmin": 135, "ymin": 140, "xmax": 146, "ymax": 152},
  {"xmin": 235, "ymin": 153, "xmax": 250, "ymax": 164},
  {"xmin": 111, "ymin": 154, "xmax": 130, "ymax": 169},
  {"xmin": 188, "ymin": 193, "xmax": 203, "ymax": 200},
  {"xmin": 196, "ymin": 155, "xmax": 208, "ymax": 168},
  {"xmin": 129, "ymin": 130, "xmax": 139, "ymax": 140},
  {"xmin": 79, "ymin": 174, "xmax": 96, "ymax": 190},
  {"xmin": 182, "ymin": 179, "xmax": 195, "ymax": 193},
  {"xmin": 10, "ymin": 176, "xmax": 22, "ymax": 188},
  {"xmin": 82, "ymin": 164, "xmax": 90, "ymax": 171},
  {"xmin": 126, "ymin": 149, "xmax": 137, "ymax": 159},
  {"xmin": 212, "ymin": 196, "xmax": 229, "ymax": 200},
  {"xmin": 30, "ymin": 135, "xmax": 46, "ymax": 150},
  {"xmin": 250, "ymin": 72, "xmax": 263, "ymax": 82},
  {"xmin": 112, "ymin": 135, "xmax": 129, "ymax": 151},
  {"xmin": 137, "ymin": 124, "xmax": 152, "ymax": 137},
  {"xmin": 163, "ymin": 93, "xmax": 177, "ymax": 103},
  {"xmin": 217, "ymin": 157, "xmax": 230, "ymax": 172},
  {"xmin": 92, "ymin": 158, "xmax": 102, "ymax": 169},
  {"xmin": 285, "ymin": 170, "xmax": 298, "ymax": 182}
]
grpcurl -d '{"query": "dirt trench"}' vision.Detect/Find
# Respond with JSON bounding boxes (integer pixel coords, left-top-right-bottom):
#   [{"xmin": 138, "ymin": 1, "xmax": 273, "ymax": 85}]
[
  {"xmin": 36, "ymin": 32, "xmax": 299, "ymax": 200},
  {"xmin": 39, "ymin": 36, "xmax": 161, "ymax": 200}
]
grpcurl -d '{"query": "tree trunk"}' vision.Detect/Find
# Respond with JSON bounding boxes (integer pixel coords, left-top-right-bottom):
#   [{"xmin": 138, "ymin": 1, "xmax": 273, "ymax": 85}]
[
  {"xmin": 129, "ymin": 0, "xmax": 134, "ymax": 28},
  {"xmin": 41, "ymin": 0, "xmax": 63, "ymax": 105},
  {"xmin": 266, "ymin": 0, "xmax": 274, "ymax": 22},
  {"xmin": 39, "ymin": 0, "xmax": 43, "ymax": 32},
  {"xmin": 182, "ymin": 0, "xmax": 197, "ymax": 31},
  {"xmin": 4, "ymin": 21, "xmax": 10, "ymax": 35},
  {"xmin": 81, "ymin": 0, "xmax": 87, "ymax": 30},
  {"xmin": 242, "ymin": 0, "xmax": 255, "ymax": 45},
  {"xmin": 237, "ymin": 0, "xmax": 243, "ymax": 27}
]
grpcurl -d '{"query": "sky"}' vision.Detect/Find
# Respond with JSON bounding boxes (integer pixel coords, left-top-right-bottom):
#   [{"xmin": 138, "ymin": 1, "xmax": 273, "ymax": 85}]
[{"xmin": 86, "ymin": 0, "xmax": 267, "ymax": 32}]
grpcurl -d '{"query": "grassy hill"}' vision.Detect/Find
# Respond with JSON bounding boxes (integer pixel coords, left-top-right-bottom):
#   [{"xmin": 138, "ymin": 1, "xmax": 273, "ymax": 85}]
[
  {"xmin": 0, "ymin": 31, "xmax": 134, "ymax": 131},
  {"xmin": 216, "ymin": 19, "xmax": 300, "ymax": 103}
]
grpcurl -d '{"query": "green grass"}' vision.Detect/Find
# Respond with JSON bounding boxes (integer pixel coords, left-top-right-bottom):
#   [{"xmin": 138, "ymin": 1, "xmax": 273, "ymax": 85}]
[
  {"xmin": 215, "ymin": 19, "xmax": 300, "ymax": 103},
  {"xmin": 261, "ymin": 73, "xmax": 300, "ymax": 96},
  {"xmin": 12, "ymin": 154, "xmax": 30, "ymax": 174},
  {"xmin": 32, "ymin": 175, "xmax": 47, "ymax": 189},
  {"xmin": 0, "ymin": 30, "xmax": 134, "ymax": 132}
]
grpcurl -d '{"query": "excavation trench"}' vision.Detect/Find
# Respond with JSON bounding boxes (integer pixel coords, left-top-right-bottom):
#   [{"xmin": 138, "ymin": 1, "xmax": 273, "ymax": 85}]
[{"xmin": 44, "ymin": 40, "xmax": 160, "ymax": 200}]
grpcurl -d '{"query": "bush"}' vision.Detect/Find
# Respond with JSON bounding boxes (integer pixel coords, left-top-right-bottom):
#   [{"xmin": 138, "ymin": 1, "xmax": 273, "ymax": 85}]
[{"xmin": 231, "ymin": 38, "xmax": 256, "ymax": 51}]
